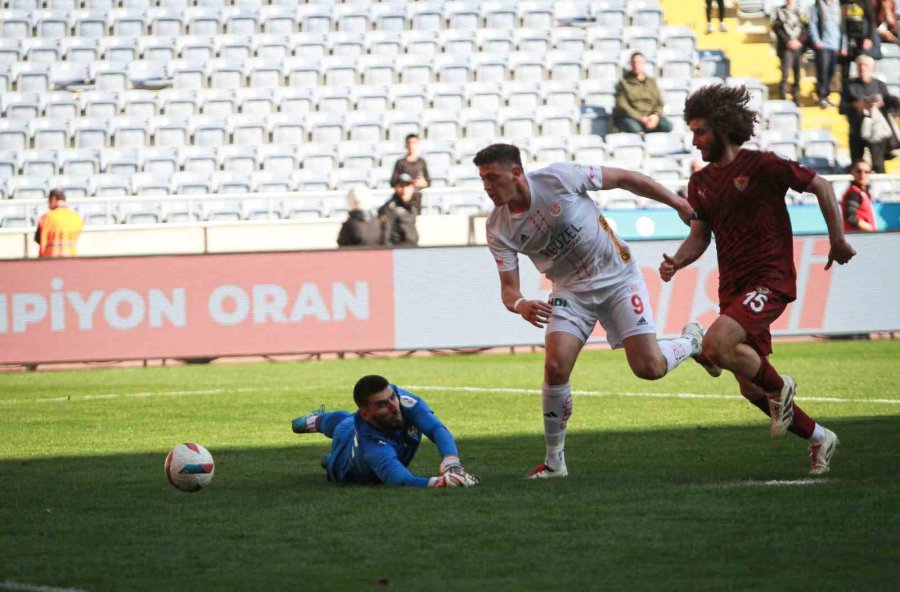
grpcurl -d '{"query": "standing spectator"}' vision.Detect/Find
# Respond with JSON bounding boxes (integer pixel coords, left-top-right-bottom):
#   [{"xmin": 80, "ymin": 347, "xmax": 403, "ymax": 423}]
[
  {"xmin": 337, "ymin": 185, "xmax": 382, "ymax": 247},
  {"xmin": 706, "ymin": 0, "xmax": 728, "ymax": 33},
  {"xmin": 873, "ymin": 0, "xmax": 898, "ymax": 45},
  {"xmin": 34, "ymin": 189, "xmax": 84, "ymax": 258},
  {"xmin": 838, "ymin": 0, "xmax": 877, "ymax": 104},
  {"xmin": 390, "ymin": 133, "xmax": 431, "ymax": 192},
  {"xmin": 841, "ymin": 160, "xmax": 879, "ymax": 231},
  {"xmin": 772, "ymin": 0, "xmax": 806, "ymax": 104},
  {"xmin": 843, "ymin": 54, "xmax": 900, "ymax": 173},
  {"xmin": 613, "ymin": 52, "xmax": 673, "ymax": 134},
  {"xmin": 379, "ymin": 173, "xmax": 419, "ymax": 247},
  {"xmin": 809, "ymin": 0, "xmax": 844, "ymax": 108}
]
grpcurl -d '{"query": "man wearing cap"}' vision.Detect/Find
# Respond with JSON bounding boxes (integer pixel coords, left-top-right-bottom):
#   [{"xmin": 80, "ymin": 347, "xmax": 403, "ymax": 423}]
[
  {"xmin": 378, "ymin": 173, "xmax": 419, "ymax": 247},
  {"xmin": 34, "ymin": 189, "xmax": 84, "ymax": 258}
]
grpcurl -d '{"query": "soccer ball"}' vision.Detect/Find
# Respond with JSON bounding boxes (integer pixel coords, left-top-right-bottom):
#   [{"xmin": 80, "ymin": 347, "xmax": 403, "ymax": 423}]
[{"xmin": 165, "ymin": 443, "xmax": 215, "ymax": 492}]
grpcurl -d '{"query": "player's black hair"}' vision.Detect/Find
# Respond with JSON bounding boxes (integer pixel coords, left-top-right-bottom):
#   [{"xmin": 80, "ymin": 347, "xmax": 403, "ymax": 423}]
[
  {"xmin": 353, "ymin": 374, "xmax": 390, "ymax": 408},
  {"xmin": 472, "ymin": 143, "xmax": 523, "ymax": 168},
  {"xmin": 630, "ymin": 51, "xmax": 644, "ymax": 61},
  {"xmin": 404, "ymin": 133, "xmax": 419, "ymax": 142},
  {"xmin": 48, "ymin": 188, "xmax": 66, "ymax": 200},
  {"xmin": 683, "ymin": 84, "xmax": 758, "ymax": 147}
]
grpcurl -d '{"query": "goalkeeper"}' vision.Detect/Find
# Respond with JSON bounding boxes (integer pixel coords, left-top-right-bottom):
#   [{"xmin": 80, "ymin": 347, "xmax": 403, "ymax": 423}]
[{"xmin": 291, "ymin": 374, "xmax": 480, "ymax": 488}]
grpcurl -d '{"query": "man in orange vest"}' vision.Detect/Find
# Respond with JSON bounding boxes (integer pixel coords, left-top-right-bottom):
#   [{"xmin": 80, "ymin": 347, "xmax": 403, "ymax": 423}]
[{"xmin": 34, "ymin": 189, "xmax": 84, "ymax": 257}]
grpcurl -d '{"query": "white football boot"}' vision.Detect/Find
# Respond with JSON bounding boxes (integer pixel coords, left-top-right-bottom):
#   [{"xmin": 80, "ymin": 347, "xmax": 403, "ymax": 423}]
[
  {"xmin": 682, "ymin": 322, "xmax": 722, "ymax": 378},
  {"xmin": 809, "ymin": 429, "xmax": 839, "ymax": 475},
  {"xmin": 526, "ymin": 463, "xmax": 568, "ymax": 479},
  {"xmin": 767, "ymin": 375, "xmax": 796, "ymax": 438}
]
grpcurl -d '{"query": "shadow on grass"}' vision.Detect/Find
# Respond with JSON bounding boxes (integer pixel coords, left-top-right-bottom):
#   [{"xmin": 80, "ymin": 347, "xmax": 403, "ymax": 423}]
[{"xmin": 2, "ymin": 416, "xmax": 899, "ymax": 592}]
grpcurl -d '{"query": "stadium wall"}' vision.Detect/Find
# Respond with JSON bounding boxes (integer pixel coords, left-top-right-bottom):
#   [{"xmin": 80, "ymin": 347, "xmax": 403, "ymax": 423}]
[{"xmin": 1, "ymin": 233, "xmax": 897, "ymax": 365}]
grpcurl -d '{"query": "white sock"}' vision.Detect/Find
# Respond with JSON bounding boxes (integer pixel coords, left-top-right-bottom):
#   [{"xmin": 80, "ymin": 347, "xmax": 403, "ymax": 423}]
[
  {"xmin": 658, "ymin": 337, "xmax": 693, "ymax": 374},
  {"xmin": 542, "ymin": 382, "xmax": 572, "ymax": 471},
  {"xmin": 809, "ymin": 423, "xmax": 827, "ymax": 445}
]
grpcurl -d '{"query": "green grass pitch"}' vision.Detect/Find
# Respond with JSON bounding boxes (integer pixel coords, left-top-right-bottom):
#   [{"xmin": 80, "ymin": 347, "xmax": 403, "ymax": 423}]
[{"xmin": 1, "ymin": 340, "xmax": 898, "ymax": 591}]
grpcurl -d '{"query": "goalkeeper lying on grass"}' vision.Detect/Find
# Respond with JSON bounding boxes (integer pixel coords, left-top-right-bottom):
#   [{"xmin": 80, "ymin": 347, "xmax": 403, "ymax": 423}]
[{"xmin": 292, "ymin": 374, "xmax": 480, "ymax": 488}]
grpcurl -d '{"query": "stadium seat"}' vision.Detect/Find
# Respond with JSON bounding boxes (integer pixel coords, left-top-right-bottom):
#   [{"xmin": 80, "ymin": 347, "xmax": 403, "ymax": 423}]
[
  {"xmin": 383, "ymin": 109, "xmax": 421, "ymax": 141},
  {"xmin": 211, "ymin": 171, "xmax": 251, "ymax": 195},
  {"xmin": 0, "ymin": 151, "xmax": 16, "ymax": 181},
  {"xmin": 29, "ymin": 118, "xmax": 67, "ymax": 149},
  {"xmin": 508, "ymin": 51, "xmax": 545, "ymax": 82},
  {"xmin": 20, "ymin": 149, "xmax": 57, "ymax": 178},
  {"xmin": 78, "ymin": 201, "xmax": 119, "ymax": 225},
  {"xmin": 152, "ymin": 117, "xmax": 190, "ymax": 147},
  {"xmin": 218, "ymin": 144, "xmax": 257, "ymax": 174},
  {"xmin": 514, "ymin": 27, "xmax": 551, "ymax": 53},
  {"xmin": 91, "ymin": 173, "xmax": 132, "ymax": 197},
  {"xmin": 421, "ymin": 108, "xmax": 462, "ymax": 142},
  {"xmin": 482, "ymin": 1, "xmax": 517, "ymax": 29},
  {"xmin": 334, "ymin": 4, "xmax": 369, "ymax": 33},
  {"xmin": 291, "ymin": 170, "xmax": 330, "ymax": 193},
  {"xmin": 41, "ymin": 91, "xmax": 79, "ymax": 120},
  {"xmin": 395, "ymin": 54, "xmax": 434, "ymax": 85},
  {"xmin": 461, "ymin": 108, "xmax": 500, "ymax": 140},
  {"xmin": 6, "ymin": 175, "xmax": 47, "ymax": 200},
  {"xmin": 437, "ymin": 53, "xmax": 475, "ymax": 83},
  {"xmin": 343, "ymin": 111, "xmax": 383, "ymax": 142},
  {"xmin": 159, "ymin": 89, "xmax": 198, "ymax": 117},
  {"xmin": 179, "ymin": 145, "xmax": 218, "ymax": 174},
  {"xmin": 241, "ymin": 195, "xmax": 281, "ymax": 220},
  {"xmin": 168, "ymin": 59, "xmax": 206, "ymax": 89},
  {"xmin": 176, "ymin": 35, "xmax": 214, "ymax": 61},
  {"xmin": 0, "ymin": 201, "xmax": 34, "ymax": 227},
  {"xmin": 644, "ymin": 131, "xmax": 687, "ymax": 157},
  {"xmin": 0, "ymin": 39, "xmax": 23, "ymax": 64},
  {"xmin": 476, "ymin": 27, "xmax": 515, "ymax": 54},
  {"xmin": 162, "ymin": 198, "xmax": 202, "ymax": 222},
  {"xmin": 22, "ymin": 37, "xmax": 62, "ymax": 63},
  {"xmin": 111, "ymin": 116, "xmax": 150, "ymax": 148},
  {"xmin": 799, "ymin": 129, "xmax": 837, "ymax": 166},
  {"xmin": 275, "ymin": 87, "xmax": 314, "ymax": 115},
  {"xmin": 171, "ymin": 171, "xmax": 212, "ymax": 195},
  {"xmin": 208, "ymin": 58, "xmax": 245, "ymax": 89},
  {"xmin": 60, "ymin": 37, "xmax": 99, "ymax": 63},
  {"xmin": 537, "ymin": 105, "xmax": 577, "ymax": 136},
  {"xmin": 760, "ymin": 129, "xmax": 800, "ymax": 161},
  {"xmin": 1, "ymin": 91, "xmax": 40, "ymax": 120},
  {"xmin": 98, "ymin": 147, "xmax": 136, "ymax": 176},
  {"xmin": 586, "ymin": 26, "xmax": 624, "ymax": 55},
  {"xmin": 48, "ymin": 174, "xmax": 90, "ymax": 198},
  {"xmin": 551, "ymin": 27, "xmax": 588, "ymax": 53},
  {"xmin": 545, "ymin": 50, "xmax": 583, "ymax": 82},
  {"xmin": 253, "ymin": 33, "xmax": 291, "ymax": 59},
  {"xmin": 440, "ymin": 29, "xmax": 478, "ymax": 54},
  {"xmin": 266, "ymin": 112, "xmax": 305, "ymax": 145},
  {"xmin": 190, "ymin": 115, "xmax": 228, "ymax": 146},
  {"xmin": 120, "ymin": 90, "xmax": 158, "ymax": 119},
  {"xmin": 445, "ymin": 1, "xmax": 481, "ymax": 30},
  {"xmin": 284, "ymin": 56, "xmax": 321, "ymax": 87},
  {"xmin": 237, "ymin": 87, "xmax": 275, "ymax": 115},
  {"xmin": 229, "ymin": 114, "xmax": 268, "ymax": 146},
  {"xmin": 70, "ymin": 117, "xmax": 109, "ymax": 148},
  {"xmin": 528, "ymin": 136, "xmax": 570, "ymax": 164},
  {"xmin": 352, "ymin": 85, "xmax": 391, "ymax": 114},
  {"xmin": 370, "ymin": 3, "xmax": 406, "ymax": 32},
  {"xmin": 296, "ymin": 4, "xmax": 332, "ymax": 34},
  {"xmin": 198, "ymin": 88, "xmax": 236, "ymax": 116},
  {"xmin": 604, "ymin": 132, "xmax": 646, "ymax": 168},
  {"xmin": 260, "ymin": 6, "xmax": 296, "ymax": 35},
  {"xmin": 12, "ymin": 62, "xmax": 51, "ymax": 93},
  {"xmin": 762, "ymin": 100, "xmax": 801, "ymax": 132},
  {"xmin": 357, "ymin": 54, "xmax": 396, "ymax": 86},
  {"xmin": 594, "ymin": 1, "xmax": 627, "ymax": 28},
  {"xmin": 257, "ymin": 144, "xmax": 297, "ymax": 174},
  {"xmin": 298, "ymin": 143, "xmax": 337, "ymax": 170},
  {"xmin": 128, "ymin": 60, "xmax": 169, "ymax": 91},
  {"xmin": 500, "ymin": 106, "xmax": 537, "ymax": 137},
  {"xmin": 251, "ymin": 169, "xmax": 292, "ymax": 193},
  {"xmin": 429, "ymin": 82, "xmax": 467, "ymax": 111},
  {"xmin": 469, "ymin": 82, "xmax": 504, "ymax": 110}
]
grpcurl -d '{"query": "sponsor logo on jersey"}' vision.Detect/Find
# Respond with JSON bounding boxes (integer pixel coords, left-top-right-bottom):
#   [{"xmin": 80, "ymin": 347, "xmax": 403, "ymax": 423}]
[
  {"xmin": 734, "ymin": 175, "xmax": 749, "ymax": 191},
  {"xmin": 538, "ymin": 223, "xmax": 583, "ymax": 259},
  {"xmin": 549, "ymin": 297, "xmax": 568, "ymax": 307},
  {"xmin": 755, "ymin": 286, "xmax": 770, "ymax": 295},
  {"xmin": 399, "ymin": 395, "xmax": 417, "ymax": 408},
  {"xmin": 636, "ymin": 317, "xmax": 648, "ymax": 326},
  {"xmin": 598, "ymin": 215, "xmax": 631, "ymax": 262},
  {"xmin": 548, "ymin": 202, "xmax": 562, "ymax": 216}
]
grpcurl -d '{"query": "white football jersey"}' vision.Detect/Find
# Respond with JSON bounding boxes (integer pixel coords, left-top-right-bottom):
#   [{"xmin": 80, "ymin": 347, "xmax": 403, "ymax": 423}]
[{"xmin": 486, "ymin": 162, "xmax": 636, "ymax": 291}]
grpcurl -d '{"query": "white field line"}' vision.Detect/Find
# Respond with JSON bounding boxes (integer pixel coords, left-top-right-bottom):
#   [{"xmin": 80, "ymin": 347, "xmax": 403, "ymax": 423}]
[
  {"xmin": 408, "ymin": 385, "xmax": 900, "ymax": 406},
  {"xmin": 709, "ymin": 479, "xmax": 829, "ymax": 489},
  {"xmin": 0, "ymin": 582, "xmax": 87, "ymax": 592},
  {"xmin": 1, "ymin": 384, "xmax": 897, "ymax": 406}
]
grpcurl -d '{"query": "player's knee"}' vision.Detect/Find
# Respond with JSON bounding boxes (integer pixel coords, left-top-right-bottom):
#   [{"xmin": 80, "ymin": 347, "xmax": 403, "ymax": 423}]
[
  {"xmin": 631, "ymin": 358, "xmax": 666, "ymax": 381},
  {"xmin": 702, "ymin": 341, "xmax": 728, "ymax": 368},
  {"xmin": 544, "ymin": 359, "xmax": 571, "ymax": 384}
]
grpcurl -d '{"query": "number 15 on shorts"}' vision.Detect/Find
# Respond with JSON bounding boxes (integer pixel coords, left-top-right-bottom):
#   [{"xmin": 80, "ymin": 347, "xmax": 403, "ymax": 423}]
[{"xmin": 743, "ymin": 290, "xmax": 769, "ymax": 313}]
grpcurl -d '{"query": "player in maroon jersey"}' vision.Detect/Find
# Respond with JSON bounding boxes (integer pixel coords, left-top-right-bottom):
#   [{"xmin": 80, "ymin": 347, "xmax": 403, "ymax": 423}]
[{"xmin": 659, "ymin": 84, "xmax": 856, "ymax": 475}]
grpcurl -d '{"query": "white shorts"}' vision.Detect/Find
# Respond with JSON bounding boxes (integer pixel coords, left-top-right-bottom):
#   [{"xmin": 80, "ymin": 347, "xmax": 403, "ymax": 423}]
[{"xmin": 547, "ymin": 274, "xmax": 657, "ymax": 348}]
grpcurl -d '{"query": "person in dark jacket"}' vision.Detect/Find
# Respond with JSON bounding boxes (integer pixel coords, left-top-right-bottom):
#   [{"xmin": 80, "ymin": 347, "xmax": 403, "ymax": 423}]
[
  {"xmin": 337, "ymin": 185, "xmax": 382, "ymax": 247},
  {"xmin": 771, "ymin": 0, "xmax": 806, "ymax": 104},
  {"xmin": 842, "ymin": 54, "xmax": 900, "ymax": 172},
  {"xmin": 378, "ymin": 174, "xmax": 419, "ymax": 247},
  {"xmin": 841, "ymin": 161, "xmax": 879, "ymax": 231}
]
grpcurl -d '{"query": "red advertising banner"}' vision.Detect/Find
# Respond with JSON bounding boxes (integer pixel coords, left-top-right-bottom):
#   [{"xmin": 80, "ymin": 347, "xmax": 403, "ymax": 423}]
[{"xmin": 0, "ymin": 251, "xmax": 394, "ymax": 364}]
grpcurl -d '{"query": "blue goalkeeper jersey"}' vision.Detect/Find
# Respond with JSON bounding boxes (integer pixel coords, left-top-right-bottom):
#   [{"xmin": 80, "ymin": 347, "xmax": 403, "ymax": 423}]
[{"xmin": 327, "ymin": 386, "xmax": 459, "ymax": 487}]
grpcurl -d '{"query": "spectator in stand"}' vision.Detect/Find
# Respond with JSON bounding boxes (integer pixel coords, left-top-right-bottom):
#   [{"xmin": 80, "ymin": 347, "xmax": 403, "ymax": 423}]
[
  {"xmin": 872, "ymin": 0, "xmax": 898, "ymax": 45},
  {"xmin": 390, "ymin": 133, "xmax": 431, "ymax": 192},
  {"xmin": 34, "ymin": 189, "xmax": 84, "ymax": 258},
  {"xmin": 838, "ymin": 0, "xmax": 877, "ymax": 106},
  {"xmin": 841, "ymin": 160, "xmax": 879, "ymax": 231},
  {"xmin": 337, "ymin": 185, "xmax": 382, "ymax": 247},
  {"xmin": 613, "ymin": 52, "xmax": 673, "ymax": 134},
  {"xmin": 809, "ymin": 0, "xmax": 845, "ymax": 108},
  {"xmin": 843, "ymin": 54, "xmax": 900, "ymax": 173},
  {"xmin": 772, "ymin": 0, "xmax": 807, "ymax": 104},
  {"xmin": 706, "ymin": 0, "xmax": 728, "ymax": 33},
  {"xmin": 379, "ymin": 173, "xmax": 419, "ymax": 247}
]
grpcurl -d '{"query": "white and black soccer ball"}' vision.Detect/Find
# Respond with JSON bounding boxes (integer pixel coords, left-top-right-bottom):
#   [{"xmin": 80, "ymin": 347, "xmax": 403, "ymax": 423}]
[{"xmin": 165, "ymin": 443, "xmax": 215, "ymax": 492}]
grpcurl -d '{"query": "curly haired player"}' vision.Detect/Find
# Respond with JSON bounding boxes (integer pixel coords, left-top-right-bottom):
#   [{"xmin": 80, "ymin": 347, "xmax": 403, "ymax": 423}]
[{"xmin": 660, "ymin": 84, "xmax": 856, "ymax": 474}]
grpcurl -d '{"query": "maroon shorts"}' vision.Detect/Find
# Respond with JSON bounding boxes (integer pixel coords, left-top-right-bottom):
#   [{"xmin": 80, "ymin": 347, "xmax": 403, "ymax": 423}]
[{"xmin": 720, "ymin": 287, "xmax": 792, "ymax": 356}]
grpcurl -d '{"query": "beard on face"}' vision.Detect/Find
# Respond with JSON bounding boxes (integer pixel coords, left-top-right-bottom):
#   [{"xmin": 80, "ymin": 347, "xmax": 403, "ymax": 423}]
[{"xmin": 705, "ymin": 130, "xmax": 725, "ymax": 163}]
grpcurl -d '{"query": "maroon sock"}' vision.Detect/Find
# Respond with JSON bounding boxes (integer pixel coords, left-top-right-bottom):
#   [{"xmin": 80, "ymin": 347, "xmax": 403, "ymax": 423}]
[
  {"xmin": 752, "ymin": 357, "xmax": 784, "ymax": 393},
  {"xmin": 748, "ymin": 396, "xmax": 771, "ymax": 417},
  {"xmin": 787, "ymin": 404, "xmax": 815, "ymax": 439},
  {"xmin": 746, "ymin": 394, "xmax": 814, "ymax": 439}
]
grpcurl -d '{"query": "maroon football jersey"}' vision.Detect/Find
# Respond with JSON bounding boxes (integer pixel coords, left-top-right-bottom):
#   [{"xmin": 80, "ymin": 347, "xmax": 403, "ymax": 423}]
[{"xmin": 687, "ymin": 149, "xmax": 816, "ymax": 302}]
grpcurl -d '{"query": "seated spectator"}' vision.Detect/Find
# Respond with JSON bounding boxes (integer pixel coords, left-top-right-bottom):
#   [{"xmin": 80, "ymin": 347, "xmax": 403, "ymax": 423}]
[
  {"xmin": 337, "ymin": 185, "xmax": 382, "ymax": 247},
  {"xmin": 841, "ymin": 160, "xmax": 878, "ymax": 231},
  {"xmin": 390, "ymin": 133, "xmax": 431, "ymax": 192},
  {"xmin": 613, "ymin": 52, "xmax": 673, "ymax": 134},
  {"xmin": 838, "ymin": 0, "xmax": 877, "ymax": 106},
  {"xmin": 378, "ymin": 173, "xmax": 419, "ymax": 247},
  {"xmin": 842, "ymin": 54, "xmax": 900, "ymax": 173},
  {"xmin": 771, "ymin": 0, "xmax": 806, "ymax": 104}
]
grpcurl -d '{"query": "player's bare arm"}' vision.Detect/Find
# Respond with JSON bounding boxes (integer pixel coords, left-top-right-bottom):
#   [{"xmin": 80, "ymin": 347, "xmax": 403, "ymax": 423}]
[
  {"xmin": 498, "ymin": 269, "xmax": 551, "ymax": 328},
  {"xmin": 601, "ymin": 166, "xmax": 695, "ymax": 225},
  {"xmin": 660, "ymin": 219, "xmax": 712, "ymax": 282},
  {"xmin": 807, "ymin": 175, "xmax": 857, "ymax": 269}
]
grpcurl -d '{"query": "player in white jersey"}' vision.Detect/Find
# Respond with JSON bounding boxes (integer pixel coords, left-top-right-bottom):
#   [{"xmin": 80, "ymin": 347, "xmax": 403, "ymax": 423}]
[{"xmin": 475, "ymin": 143, "xmax": 718, "ymax": 479}]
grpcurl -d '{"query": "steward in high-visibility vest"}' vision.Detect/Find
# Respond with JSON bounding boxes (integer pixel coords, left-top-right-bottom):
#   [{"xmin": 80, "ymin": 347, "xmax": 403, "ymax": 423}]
[{"xmin": 34, "ymin": 189, "xmax": 84, "ymax": 258}]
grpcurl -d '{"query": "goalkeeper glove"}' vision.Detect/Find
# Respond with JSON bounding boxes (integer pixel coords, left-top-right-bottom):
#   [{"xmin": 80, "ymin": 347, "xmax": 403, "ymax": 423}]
[{"xmin": 434, "ymin": 455, "xmax": 480, "ymax": 487}]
